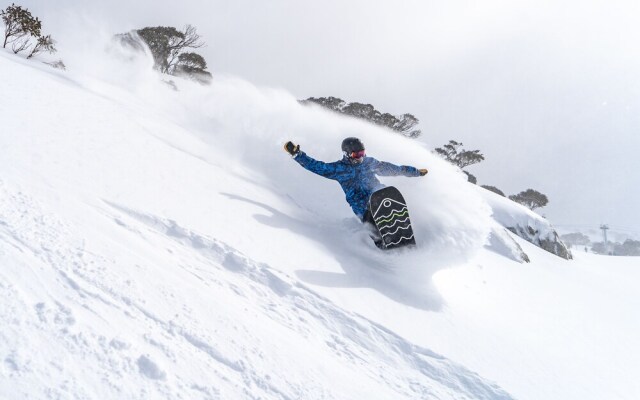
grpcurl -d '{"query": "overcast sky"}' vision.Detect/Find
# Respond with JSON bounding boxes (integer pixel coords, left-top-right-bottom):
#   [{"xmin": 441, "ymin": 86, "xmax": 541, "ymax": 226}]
[{"xmin": 19, "ymin": 0, "xmax": 640, "ymax": 235}]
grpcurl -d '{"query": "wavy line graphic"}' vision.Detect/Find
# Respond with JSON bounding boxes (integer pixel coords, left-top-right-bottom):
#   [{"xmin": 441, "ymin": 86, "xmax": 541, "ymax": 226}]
[
  {"xmin": 378, "ymin": 215, "xmax": 411, "ymax": 231},
  {"xmin": 385, "ymin": 234, "xmax": 415, "ymax": 247},
  {"xmin": 375, "ymin": 209, "xmax": 408, "ymax": 224},
  {"xmin": 380, "ymin": 224, "xmax": 412, "ymax": 238}
]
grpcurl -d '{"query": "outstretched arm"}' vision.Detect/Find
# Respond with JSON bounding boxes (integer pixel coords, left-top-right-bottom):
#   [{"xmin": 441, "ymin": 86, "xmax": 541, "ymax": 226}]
[
  {"xmin": 284, "ymin": 141, "xmax": 339, "ymax": 179},
  {"xmin": 371, "ymin": 158, "xmax": 426, "ymax": 177}
]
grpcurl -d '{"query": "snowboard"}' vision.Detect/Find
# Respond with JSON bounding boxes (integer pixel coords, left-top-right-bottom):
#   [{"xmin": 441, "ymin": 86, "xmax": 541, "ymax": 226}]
[{"xmin": 368, "ymin": 186, "xmax": 416, "ymax": 249}]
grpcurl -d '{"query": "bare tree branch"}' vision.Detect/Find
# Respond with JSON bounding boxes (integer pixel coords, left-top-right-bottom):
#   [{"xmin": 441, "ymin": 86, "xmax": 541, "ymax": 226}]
[
  {"xmin": 11, "ymin": 36, "xmax": 30, "ymax": 53},
  {"xmin": 166, "ymin": 25, "xmax": 204, "ymax": 74}
]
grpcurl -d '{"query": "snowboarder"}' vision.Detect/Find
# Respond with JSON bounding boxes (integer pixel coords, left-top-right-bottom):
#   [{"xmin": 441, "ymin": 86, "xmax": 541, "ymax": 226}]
[{"xmin": 283, "ymin": 137, "xmax": 428, "ymax": 245}]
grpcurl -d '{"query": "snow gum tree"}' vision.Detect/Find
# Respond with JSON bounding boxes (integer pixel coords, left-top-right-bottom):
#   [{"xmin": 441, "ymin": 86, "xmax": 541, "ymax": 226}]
[
  {"xmin": 174, "ymin": 52, "xmax": 212, "ymax": 84},
  {"xmin": 435, "ymin": 140, "xmax": 485, "ymax": 168},
  {"xmin": 120, "ymin": 25, "xmax": 212, "ymax": 84},
  {"xmin": 1, "ymin": 3, "xmax": 39, "ymax": 49},
  {"xmin": 136, "ymin": 26, "xmax": 203, "ymax": 73},
  {"xmin": 509, "ymin": 189, "xmax": 549, "ymax": 210},
  {"xmin": 1, "ymin": 3, "xmax": 56, "ymax": 59},
  {"xmin": 615, "ymin": 239, "xmax": 640, "ymax": 256},
  {"xmin": 434, "ymin": 140, "xmax": 484, "ymax": 183},
  {"xmin": 560, "ymin": 232, "xmax": 591, "ymax": 247}
]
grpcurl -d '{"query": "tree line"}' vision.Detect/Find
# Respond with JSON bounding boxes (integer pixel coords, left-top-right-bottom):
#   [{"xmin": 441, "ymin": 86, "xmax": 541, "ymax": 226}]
[
  {"xmin": 561, "ymin": 232, "xmax": 640, "ymax": 256},
  {"xmin": 301, "ymin": 97, "xmax": 421, "ymax": 138}
]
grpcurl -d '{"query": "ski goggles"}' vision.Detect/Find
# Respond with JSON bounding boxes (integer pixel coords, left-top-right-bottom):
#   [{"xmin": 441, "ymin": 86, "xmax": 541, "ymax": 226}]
[{"xmin": 350, "ymin": 150, "xmax": 366, "ymax": 159}]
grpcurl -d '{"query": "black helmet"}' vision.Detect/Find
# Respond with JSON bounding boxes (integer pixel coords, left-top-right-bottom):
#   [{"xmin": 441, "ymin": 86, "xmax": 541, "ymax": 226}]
[
  {"xmin": 341, "ymin": 137, "xmax": 366, "ymax": 164},
  {"xmin": 341, "ymin": 137, "xmax": 365, "ymax": 153}
]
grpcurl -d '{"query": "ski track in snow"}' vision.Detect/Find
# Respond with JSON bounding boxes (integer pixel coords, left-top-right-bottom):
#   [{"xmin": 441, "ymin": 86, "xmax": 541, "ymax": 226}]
[{"xmin": 0, "ymin": 179, "xmax": 512, "ymax": 399}]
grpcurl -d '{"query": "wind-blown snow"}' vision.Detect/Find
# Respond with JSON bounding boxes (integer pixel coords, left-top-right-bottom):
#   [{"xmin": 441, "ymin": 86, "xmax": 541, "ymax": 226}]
[
  {"xmin": 55, "ymin": 33, "xmax": 493, "ymax": 278},
  {"xmin": 1, "ymin": 37, "xmax": 640, "ymax": 400}
]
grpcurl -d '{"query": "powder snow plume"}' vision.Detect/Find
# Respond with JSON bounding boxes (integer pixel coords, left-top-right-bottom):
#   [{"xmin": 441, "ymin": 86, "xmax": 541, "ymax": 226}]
[{"xmin": 43, "ymin": 22, "xmax": 494, "ymax": 284}]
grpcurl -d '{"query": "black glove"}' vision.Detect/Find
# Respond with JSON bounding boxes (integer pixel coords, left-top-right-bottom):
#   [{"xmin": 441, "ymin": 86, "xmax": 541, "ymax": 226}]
[
  {"xmin": 284, "ymin": 141, "xmax": 300, "ymax": 156},
  {"xmin": 418, "ymin": 168, "xmax": 428, "ymax": 176}
]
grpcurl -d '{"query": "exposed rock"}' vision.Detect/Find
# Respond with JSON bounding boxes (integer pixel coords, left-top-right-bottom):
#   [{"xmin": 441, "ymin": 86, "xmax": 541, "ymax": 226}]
[
  {"xmin": 476, "ymin": 185, "xmax": 572, "ymax": 260},
  {"xmin": 507, "ymin": 225, "xmax": 573, "ymax": 260}
]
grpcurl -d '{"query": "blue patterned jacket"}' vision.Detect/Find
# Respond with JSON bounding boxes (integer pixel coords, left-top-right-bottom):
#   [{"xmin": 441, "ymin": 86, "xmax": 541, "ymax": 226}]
[{"xmin": 293, "ymin": 151, "xmax": 420, "ymax": 219}]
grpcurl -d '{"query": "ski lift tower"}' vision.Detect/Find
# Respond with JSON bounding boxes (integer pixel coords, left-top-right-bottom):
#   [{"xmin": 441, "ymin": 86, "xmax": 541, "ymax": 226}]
[{"xmin": 600, "ymin": 224, "xmax": 610, "ymax": 253}]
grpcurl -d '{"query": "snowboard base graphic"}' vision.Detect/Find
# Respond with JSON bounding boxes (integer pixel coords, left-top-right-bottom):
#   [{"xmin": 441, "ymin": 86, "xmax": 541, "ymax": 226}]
[{"xmin": 368, "ymin": 186, "xmax": 416, "ymax": 250}]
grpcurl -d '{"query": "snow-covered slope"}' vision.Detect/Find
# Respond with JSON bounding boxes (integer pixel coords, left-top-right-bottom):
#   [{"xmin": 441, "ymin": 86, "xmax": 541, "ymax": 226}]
[
  {"xmin": 0, "ymin": 177, "xmax": 508, "ymax": 399},
  {"xmin": 1, "ymin": 46, "xmax": 639, "ymax": 400},
  {"xmin": 0, "ymin": 48, "xmax": 503, "ymax": 399}
]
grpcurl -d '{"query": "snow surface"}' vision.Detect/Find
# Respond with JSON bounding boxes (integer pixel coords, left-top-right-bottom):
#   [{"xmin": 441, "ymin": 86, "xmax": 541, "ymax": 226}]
[{"xmin": 1, "ymin": 44, "xmax": 639, "ymax": 400}]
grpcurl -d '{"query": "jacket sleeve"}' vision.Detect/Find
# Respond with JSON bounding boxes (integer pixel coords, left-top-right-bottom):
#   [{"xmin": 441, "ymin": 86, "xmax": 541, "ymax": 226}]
[
  {"xmin": 293, "ymin": 151, "xmax": 339, "ymax": 179},
  {"xmin": 371, "ymin": 158, "xmax": 421, "ymax": 177}
]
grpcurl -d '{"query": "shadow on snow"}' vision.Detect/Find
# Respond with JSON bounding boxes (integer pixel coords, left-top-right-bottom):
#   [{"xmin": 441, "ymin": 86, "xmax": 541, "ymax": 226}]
[{"xmin": 221, "ymin": 193, "xmax": 444, "ymax": 312}]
